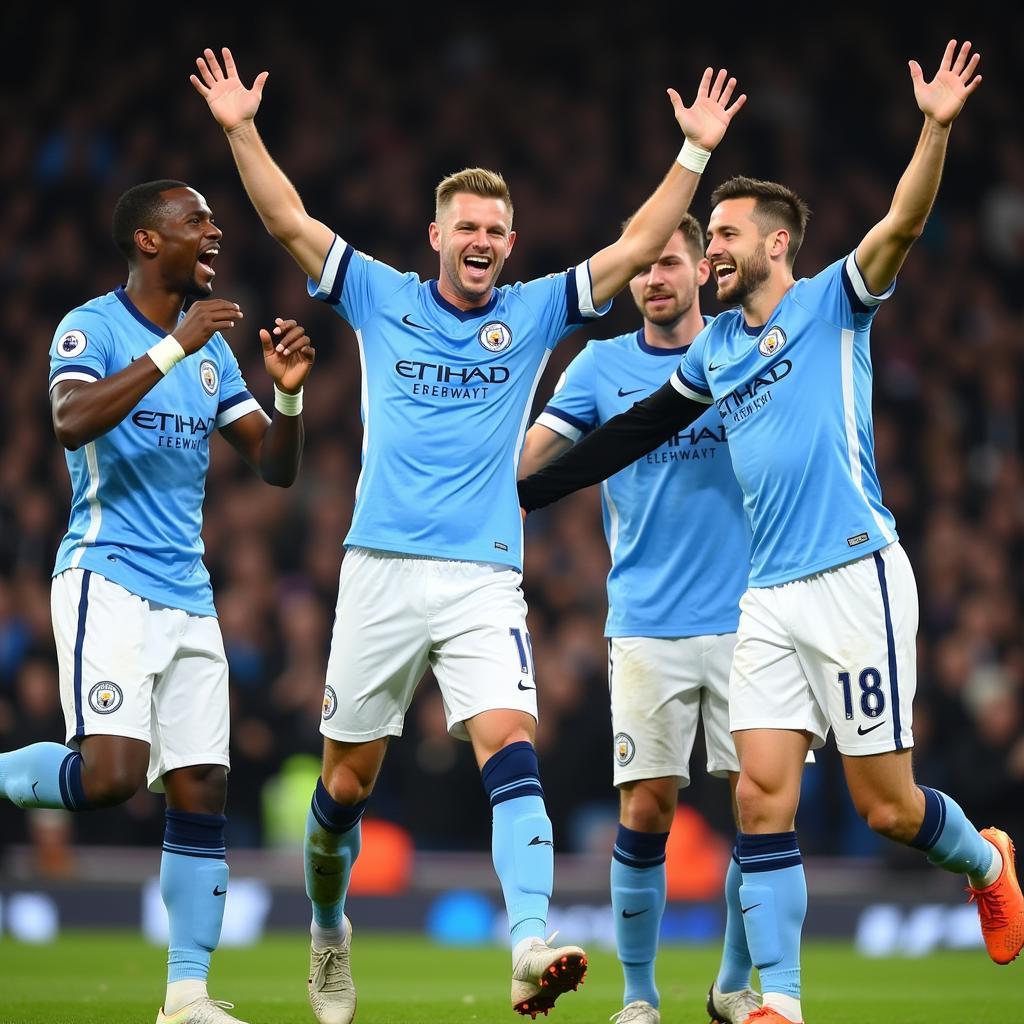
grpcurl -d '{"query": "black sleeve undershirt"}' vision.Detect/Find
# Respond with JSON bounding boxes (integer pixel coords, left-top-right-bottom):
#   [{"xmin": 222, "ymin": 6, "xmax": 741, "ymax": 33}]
[{"xmin": 518, "ymin": 380, "xmax": 709, "ymax": 512}]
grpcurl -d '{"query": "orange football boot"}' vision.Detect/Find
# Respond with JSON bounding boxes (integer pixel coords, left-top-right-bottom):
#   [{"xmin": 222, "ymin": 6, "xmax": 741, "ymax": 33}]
[{"xmin": 968, "ymin": 827, "xmax": 1024, "ymax": 965}]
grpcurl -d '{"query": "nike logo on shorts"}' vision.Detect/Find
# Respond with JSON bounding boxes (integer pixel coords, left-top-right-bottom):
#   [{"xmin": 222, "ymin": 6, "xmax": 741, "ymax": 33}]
[
  {"xmin": 857, "ymin": 721, "xmax": 887, "ymax": 736},
  {"xmin": 518, "ymin": 681, "xmax": 536, "ymax": 691}
]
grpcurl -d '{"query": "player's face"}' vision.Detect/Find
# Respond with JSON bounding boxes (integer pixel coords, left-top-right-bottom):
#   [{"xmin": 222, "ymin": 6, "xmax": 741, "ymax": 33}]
[
  {"xmin": 153, "ymin": 187, "xmax": 223, "ymax": 298},
  {"xmin": 706, "ymin": 198, "xmax": 772, "ymax": 306},
  {"xmin": 430, "ymin": 193, "xmax": 515, "ymax": 306},
  {"xmin": 628, "ymin": 232, "xmax": 707, "ymax": 326}
]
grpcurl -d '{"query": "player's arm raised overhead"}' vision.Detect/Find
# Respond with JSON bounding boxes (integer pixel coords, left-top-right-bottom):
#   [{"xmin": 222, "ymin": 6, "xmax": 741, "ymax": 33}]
[
  {"xmin": 854, "ymin": 39, "xmax": 981, "ymax": 296},
  {"xmin": 586, "ymin": 68, "xmax": 745, "ymax": 308},
  {"xmin": 191, "ymin": 47, "xmax": 335, "ymax": 280}
]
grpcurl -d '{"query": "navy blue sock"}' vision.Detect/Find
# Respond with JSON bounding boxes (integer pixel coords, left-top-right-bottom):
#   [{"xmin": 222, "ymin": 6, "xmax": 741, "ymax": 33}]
[
  {"xmin": 716, "ymin": 845, "xmax": 754, "ymax": 993},
  {"xmin": 482, "ymin": 742, "xmax": 551, "ymax": 944},
  {"xmin": 611, "ymin": 824, "xmax": 667, "ymax": 1008},
  {"xmin": 737, "ymin": 831, "xmax": 805, "ymax": 1001},
  {"xmin": 161, "ymin": 810, "xmax": 228, "ymax": 984},
  {"xmin": 909, "ymin": 786, "xmax": 995, "ymax": 881},
  {"xmin": 305, "ymin": 778, "xmax": 366, "ymax": 930}
]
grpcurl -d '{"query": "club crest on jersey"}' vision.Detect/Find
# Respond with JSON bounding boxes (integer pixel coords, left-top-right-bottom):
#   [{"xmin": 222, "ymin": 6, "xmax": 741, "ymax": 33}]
[
  {"xmin": 57, "ymin": 330, "xmax": 88, "ymax": 358},
  {"xmin": 88, "ymin": 681, "xmax": 123, "ymax": 715},
  {"xmin": 322, "ymin": 685, "xmax": 338, "ymax": 720},
  {"xmin": 199, "ymin": 359, "xmax": 218, "ymax": 396},
  {"xmin": 478, "ymin": 320, "xmax": 513, "ymax": 353},
  {"xmin": 614, "ymin": 732, "xmax": 636, "ymax": 766},
  {"xmin": 758, "ymin": 326, "xmax": 787, "ymax": 357}
]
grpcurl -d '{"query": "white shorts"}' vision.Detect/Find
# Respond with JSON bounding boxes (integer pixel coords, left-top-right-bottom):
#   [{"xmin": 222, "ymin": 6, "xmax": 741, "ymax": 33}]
[
  {"xmin": 51, "ymin": 569, "xmax": 230, "ymax": 791},
  {"xmin": 609, "ymin": 633, "xmax": 740, "ymax": 787},
  {"xmin": 321, "ymin": 548, "xmax": 538, "ymax": 742},
  {"xmin": 730, "ymin": 543, "xmax": 917, "ymax": 756}
]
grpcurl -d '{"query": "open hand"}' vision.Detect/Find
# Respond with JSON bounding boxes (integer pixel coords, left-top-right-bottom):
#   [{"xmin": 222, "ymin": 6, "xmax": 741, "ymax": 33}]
[
  {"xmin": 261, "ymin": 318, "xmax": 315, "ymax": 393},
  {"xmin": 191, "ymin": 47, "xmax": 269, "ymax": 132},
  {"xmin": 910, "ymin": 39, "xmax": 982, "ymax": 127},
  {"xmin": 667, "ymin": 68, "xmax": 746, "ymax": 152}
]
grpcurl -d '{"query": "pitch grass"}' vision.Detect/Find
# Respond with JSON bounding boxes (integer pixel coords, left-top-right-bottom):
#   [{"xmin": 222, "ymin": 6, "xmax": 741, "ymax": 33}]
[{"xmin": 0, "ymin": 931, "xmax": 1019, "ymax": 1024}]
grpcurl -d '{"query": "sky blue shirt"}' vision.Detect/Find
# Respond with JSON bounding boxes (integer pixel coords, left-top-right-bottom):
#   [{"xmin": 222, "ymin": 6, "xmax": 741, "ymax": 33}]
[
  {"xmin": 309, "ymin": 236, "xmax": 609, "ymax": 570},
  {"xmin": 49, "ymin": 287, "xmax": 261, "ymax": 616},
  {"xmin": 672, "ymin": 253, "xmax": 898, "ymax": 587},
  {"xmin": 537, "ymin": 324, "xmax": 750, "ymax": 637}
]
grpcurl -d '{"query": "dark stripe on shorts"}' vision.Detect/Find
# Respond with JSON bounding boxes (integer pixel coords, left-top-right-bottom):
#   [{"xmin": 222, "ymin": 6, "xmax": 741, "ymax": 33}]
[
  {"xmin": 73, "ymin": 570, "xmax": 92, "ymax": 737},
  {"xmin": 872, "ymin": 551, "xmax": 902, "ymax": 751}
]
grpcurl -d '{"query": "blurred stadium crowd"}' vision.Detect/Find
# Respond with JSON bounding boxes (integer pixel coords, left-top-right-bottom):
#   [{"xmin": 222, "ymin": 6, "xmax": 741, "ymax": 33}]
[{"xmin": 1, "ymin": 13, "xmax": 1022, "ymax": 865}]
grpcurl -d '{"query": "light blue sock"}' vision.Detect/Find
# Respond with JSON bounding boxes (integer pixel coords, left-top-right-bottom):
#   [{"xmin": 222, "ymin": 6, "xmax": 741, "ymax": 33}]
[
  {"xmin": 737, "ymin": 831, "xmax": 805, "ymax": 1000},
  {"xmin": 716, "ymin": 847, "xmax": 754, "ymax": 993},
  {"xmin": 0, "ymin": 743, "xmax": 89, "ymax": 809},
  {"xmin": 611, "ymin": 825, "xmax": 667, "ymax": 1008},
  {"xmin": 910, "ymin": 786, "xmax": 995, "ymax": 881},
  {"xmin": 160, "ymin": 811, "xmax": 228, "ymax": 984},
  {"xmin": 305, "ymin": 778, "xmax": 366, "ymax": 930},
  {"xmin": 482, "ymin": 742, "xmax": 551, "ymax": 945}
]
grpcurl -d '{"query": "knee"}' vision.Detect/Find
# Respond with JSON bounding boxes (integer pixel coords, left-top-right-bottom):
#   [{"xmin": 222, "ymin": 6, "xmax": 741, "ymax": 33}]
[
  {"xmin": 620, "ymin": 781, "xmax": 676, "ymax": 833},
  {"xmin": 735, "ymin": 771, "xmax": 796, "ymax": 833},
  {"xmin": 85, "ymin": 765, "xmax": 145, "ymax": 808},
  {"xmin": 859, "ymin": 796, "xmax": 920, "ymax": 842},
  {"xmin": 322, "ymin": 762, "xmax": 375, "ymax": 806}
]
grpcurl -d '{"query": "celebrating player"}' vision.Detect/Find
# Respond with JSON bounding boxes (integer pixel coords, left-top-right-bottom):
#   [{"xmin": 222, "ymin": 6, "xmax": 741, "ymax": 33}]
[
  {"xmin": 191, "ymin": 46, "xmax": 744, "ymax": 1022},
  {"xmin": 518, "ymin": 41, "xmax": 1022, "ymax": 1024},
  {"xmin": 0, "ymin": 180, "xmax": 314, "ymax": 1024},
  {"xmin": 519, "ymin": 214, "xmax": 758, "ymax": 1024}
]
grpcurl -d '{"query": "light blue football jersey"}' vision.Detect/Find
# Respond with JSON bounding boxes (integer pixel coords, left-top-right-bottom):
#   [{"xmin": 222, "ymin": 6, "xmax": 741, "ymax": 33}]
[
  {"xmin": 672, "ymin": 252, "xmax": 898, "ymax": 587},
  {"xmin": 49, "ymin": 287, "xmax": 261, "ymax": 615},
  {"xmin": 308, "ymin": 235, "xmax": 609, "ymax": 569},
  {"xmin": 537, "ymin": 324, "xmax": 750, "ymax": 637}
]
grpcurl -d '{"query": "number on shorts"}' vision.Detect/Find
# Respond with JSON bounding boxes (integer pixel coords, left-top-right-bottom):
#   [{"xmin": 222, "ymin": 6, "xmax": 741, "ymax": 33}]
[
  {"xmin": 510, "ymin": 627, "xmax": 535, "ymax": 678},
  {"xmin": 837, "ymin": 668, "xmax": 886, "ymax": 721}
]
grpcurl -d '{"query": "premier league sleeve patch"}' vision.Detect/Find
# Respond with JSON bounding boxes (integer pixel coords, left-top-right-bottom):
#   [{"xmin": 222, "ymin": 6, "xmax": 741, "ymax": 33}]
[{"xmin": 56, "ymin": 329, "xmax": 89, "ymax": 358}]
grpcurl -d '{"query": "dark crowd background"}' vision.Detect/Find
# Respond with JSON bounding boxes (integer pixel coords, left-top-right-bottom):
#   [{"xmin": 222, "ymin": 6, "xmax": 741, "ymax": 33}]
[{"xmin": 1, "ymin": 9, "xmax": 1022, "ymax": 867}]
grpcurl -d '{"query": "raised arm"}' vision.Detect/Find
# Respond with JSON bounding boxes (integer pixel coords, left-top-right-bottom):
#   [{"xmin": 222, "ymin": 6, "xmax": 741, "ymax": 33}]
[
  {"xmin": 191, "ymin": 47, "xmax": 335, "ymax": 280},
  {"xmin": 587, "ymin": 68, "xmax": 746, "ymax": 308},
  {"xmin": 855, "ymin": 39, "xmax": 982, "ymax": 295},
  {"xmin": 517, "ymin": 382, "xmax": 705, "ymax": 511}
]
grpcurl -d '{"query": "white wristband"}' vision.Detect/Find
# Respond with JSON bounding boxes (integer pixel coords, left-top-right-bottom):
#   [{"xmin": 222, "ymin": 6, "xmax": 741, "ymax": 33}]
[
  {"xmin": 147, "ymin": 335, "xmax": 186, "ymax": 376},
  {"xmin": 274, "ymin": 384, "xmax": 303, "ymax": 416},
  {"xmin": 676, "ymin": 139, "xmax": 712, "ymax": 174}
]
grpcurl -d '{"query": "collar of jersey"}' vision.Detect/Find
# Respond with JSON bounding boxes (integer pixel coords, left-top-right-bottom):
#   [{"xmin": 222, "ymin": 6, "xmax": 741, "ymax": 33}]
[
  {"xmin": 115, "ymin": 286, "xmax": 170, "ymax": 338},
  {"xmin": 428, "ymin": 280, "xmax": 499, "ymax": 321},
  {"xmin": 635, "ymin": 328, "xmax": 690, "ymax": 356}
]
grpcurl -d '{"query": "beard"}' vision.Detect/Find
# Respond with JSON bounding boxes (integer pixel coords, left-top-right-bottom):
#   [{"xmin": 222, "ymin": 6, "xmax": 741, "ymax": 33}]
[
  {"xmin": 643, "ymin": 284, "xmax": 697, "ymax": 326},
  {"xmin": 717, "ymin": 245, "xmax": 771, "ymax": 306}
]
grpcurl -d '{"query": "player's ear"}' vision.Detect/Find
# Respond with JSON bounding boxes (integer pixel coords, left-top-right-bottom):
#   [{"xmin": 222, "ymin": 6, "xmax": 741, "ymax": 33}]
[
  {"xmin": 768, "ymin": 228, "xmax": 790, "ymax": 261},
  {"xmin": 505, "ymin": 228, "xmax": 517, "ymax": 257},
  {"xmin": 428, "ymin": 221, "xmax": 442, "ymax": 253},
  {"xmin": 134, "ymin": 227, "xmax": 160, "ymax": 258},
  {"xmin": 696, "ymin": 257, "xmax": 711, "ymax": 286}
]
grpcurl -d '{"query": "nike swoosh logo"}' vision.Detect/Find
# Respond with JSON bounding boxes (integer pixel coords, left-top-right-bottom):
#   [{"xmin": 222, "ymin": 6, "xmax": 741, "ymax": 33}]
[
  {"xmin": 617, "ymin": 387, "xmax": 645, "ymax": 398},
  {"xmin": 621, "ymin": 909, "xmax": 648, "ymax": 919},
  {"xmin": 528, "ymin": 835, "xmax": 553, "ymax": 847},
  {"xmin": 402, "ymin": 314, "xmax": 431, "ymax": 330},
  {"xmin": 517, "ymin": 681, "xmax": 536, "ymax": 691},
  {"xmin": 740, "ymin": 903, "xmax": 761, "ymax": 915},
  {"xmin": 708, "ymin": 361, "xmax": 723, "ymax": 371},
  {"xmin": 313, "ymin": 865, "xmax": 340, "ymax": 876},
  {"xmin": 213, "ymin": 886, "xmax": 227, "ymax": 896},
  {"xmin": 857, "ymin": 721, "xmax": 887, "ymax": 736},
  {"xmin": 31, "ymin": 781, "xmax": 40, "ymax": 800}
]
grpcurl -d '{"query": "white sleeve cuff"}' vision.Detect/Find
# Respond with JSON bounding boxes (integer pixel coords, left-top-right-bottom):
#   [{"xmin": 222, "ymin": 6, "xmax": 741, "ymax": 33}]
[{"xmin": 844, "ymin": 252, "xmax": 895, "ymax": 307}]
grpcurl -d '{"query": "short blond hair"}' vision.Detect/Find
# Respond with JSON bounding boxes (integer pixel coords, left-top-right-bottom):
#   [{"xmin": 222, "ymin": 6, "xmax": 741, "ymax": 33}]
[{"xmin": 435, "ymin": 167, "xmax": 513, "ymax": 222}]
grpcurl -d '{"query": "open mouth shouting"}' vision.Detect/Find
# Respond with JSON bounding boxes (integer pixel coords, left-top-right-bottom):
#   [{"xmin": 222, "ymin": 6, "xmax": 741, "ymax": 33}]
[
  {"xmin": 463, "ymin": 253, "xmax": 493, "ymax": 284},
  {"xmin": 196, "ymin": 245, "xmax": 220, "ymax": 281}
]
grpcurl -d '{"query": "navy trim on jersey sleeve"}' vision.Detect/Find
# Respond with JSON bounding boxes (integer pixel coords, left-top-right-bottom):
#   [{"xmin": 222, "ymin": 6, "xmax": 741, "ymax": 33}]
[
  {"xmin": 49, "ymin": 363, "xmax": 102, "ymax": 384},
  {"xmin": 841, "ymin": 251, "xmax": 895, "ymax": 315},
  {"xmin": 328, "ymin": 245, "xmax": 355, "ymax": 306},
  {"xmin": 217, "ymin": 391, "xmax": 252, "ymax": 416},
  {"xmin": 673, "ymin": 365, "xmax": 712, "ymax": 398},
  {"xmin": 542, "ymin": 405, "xmax": 592, "ymax": 434}
]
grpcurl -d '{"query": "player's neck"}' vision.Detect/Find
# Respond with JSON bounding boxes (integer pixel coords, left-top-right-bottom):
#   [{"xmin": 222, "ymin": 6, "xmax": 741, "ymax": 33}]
[
  {"xmin": 642, "ymin": 304, "xmax": 705, "ymax": 349},
  {"xmin": 435, "ymin": 275, "xmax": 494, "ymax": 312},
  {"xmin": 124, "ymin": 277, "xmax": 186, "ymax": 334},
  {"xmin": 741, "ymin": 274, "xmax": 795, "ymax": 330}
]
